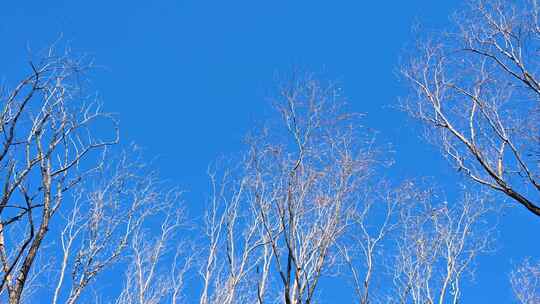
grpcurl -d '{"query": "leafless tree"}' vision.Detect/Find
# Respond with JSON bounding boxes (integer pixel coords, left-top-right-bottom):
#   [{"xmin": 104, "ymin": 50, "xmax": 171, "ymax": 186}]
[
  {"xmin": 114, "ymin": 201, "xmax": 193, "ymax": 304},
  {"xmin": 199, "ymin": 74, "xmax": 380, "ymax": 304},
  {"xmin": 0, "ymin": 45, "xmax": 190, "ymax": 304},
  {"xmin": 401, "ymin": 0, "xmax": 540, "ymax": 217},
  {"xmin": 510, "ymin": 258, "xmax": 540, "ymax": 304},
  {"xmin": 46, "ymin": 149, "xmax": 189, "ymax": 304},
  {"xmin": 392, "ymin": 187, "xmax": 496, "ymax": 304},
  {"xmin": 335, "ymin": 180, "xmax": 497, "ymax": 304},
  {"xmin": 198, "ymin": 166, "xmax": 272, "ymax": 304},
  {"xmin": 0, "ymin": 44, "xmax": 118, "ymax": 303}
]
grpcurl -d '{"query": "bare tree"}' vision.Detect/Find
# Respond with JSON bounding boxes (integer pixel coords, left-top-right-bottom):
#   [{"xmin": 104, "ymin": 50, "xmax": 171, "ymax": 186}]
[
  {"xmin": 0, "ymin": 44, "xmax": 118, "ymax": 303},
  {"xmin": 199, "ymin": 74, "xmax": 379, "ymax": 304},
  {"xmin": 510, "ymin": 258, "xmax": 540, "ymax": 304},
  {"xmin": 199, "ymin": 166, "xmax": 272, "ymax": 304},
  {"xmin": 335, "ymin": 181, "xmax": 497, "ymax": 304},
  {"xmin": 0, "ymin": 45, "xmax": 190, "ymax": 304},
  {"xmin": 114, "ymin": 200, "xmax": 193, "ymax": 304},
  {"xmin": 45, "ymin": 149, "xmax": 189, "ymax": 304},
  {"xmin": 392, "ymin": 187, "xmax": 496, "ymax": 304},
  {"xmin": 401, "ymin": 0, "xmax": 540, "ymax": 217}
]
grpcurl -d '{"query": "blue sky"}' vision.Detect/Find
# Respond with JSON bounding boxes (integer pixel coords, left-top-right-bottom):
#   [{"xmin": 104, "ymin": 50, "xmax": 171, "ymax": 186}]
[{"xmin": 1, "ymin": 1, "xmax": 538, "ymax": 302}]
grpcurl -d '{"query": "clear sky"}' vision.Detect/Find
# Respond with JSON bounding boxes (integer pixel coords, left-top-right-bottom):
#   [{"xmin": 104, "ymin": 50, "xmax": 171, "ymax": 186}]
[{"xmin": 1, "ymin": 1, "xmax": 538, "ymax": 302}]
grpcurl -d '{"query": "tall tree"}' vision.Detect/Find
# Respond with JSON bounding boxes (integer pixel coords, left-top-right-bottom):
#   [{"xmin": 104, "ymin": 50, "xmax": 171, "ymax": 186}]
[
  {"xmin": 199, "ymin": 75, "xmax": 378, "ymax": 304},
  {"xmin": 0, "ymin": 45, "xmax": 117, "ymax": 303},
  {"xmin": 0, "ymin": 45, "xmax": 188, "ymax": 304},
  {"xmin": 401, "ymin": 0, "xmax": 540, "ymax": 217}
]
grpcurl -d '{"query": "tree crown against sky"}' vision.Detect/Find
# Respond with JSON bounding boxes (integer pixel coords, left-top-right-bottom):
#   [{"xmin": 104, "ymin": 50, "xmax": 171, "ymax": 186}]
[
  {"xmin": 401, "ymin": 0, "xmax": 540, "ymax": 217},
  {"xmin": 0, "ymin": 0, "xmax": 539, "ymax": 303}
]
